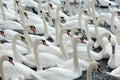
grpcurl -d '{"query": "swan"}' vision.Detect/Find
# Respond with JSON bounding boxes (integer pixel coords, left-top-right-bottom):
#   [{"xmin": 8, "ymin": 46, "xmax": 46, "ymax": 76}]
[
  {"xmin": 0, "ymin": 0, "xmax": 17, "ymax": 20},
  {"xmin": 58, "ymin": 36, "xmax": 89, "ymax": 71},
  {"xmin": 23, "ymin": 25, "xmax": 63, "ymax": 57},
  {"xmin": 0, "ymin": 34, "xmax": 27, "ymax": 62},
  {"xmin": 108, "ymin": 39, "xmax": 120, "ymax": 69},
  {"xmin": 0, "ymin": 55, "xmax": 14, "ymax": 80},
  {"xmin": 98, "ymin": 10, "xmax": 120, "ymax": 29},
  {"xmin": 31, "ymin": 37, "xmax": 84, "ymax": 80},
  {"xmin": 87, "ymin": 62, "xmax": 101, "ymax": 80},
  {"xmin": 0, "ymin": 29, "xmax": 26, "ymax": 48},
  {"xmin": 21, "ymin": 38, "xmax": 63, "ymax": 69},
  {"xmin": 0, "ymin": 35, "xmax": 44, "ymax": 80},
  {"xmin": 0, "ymin": 0, "xmax": 6, "ymax": 20}
]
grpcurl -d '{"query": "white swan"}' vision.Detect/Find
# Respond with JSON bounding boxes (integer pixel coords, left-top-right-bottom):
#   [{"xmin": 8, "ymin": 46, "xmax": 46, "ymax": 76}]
[
  {"xmin": 31, "ymin": 37, "xmax": 84, "ymax": 80},
  {"xmin": 0, "ymin": 55, "xmax": 14, "ymax": 80},
  {"xmin": 58, "ymin": 36, "xmax": 89, "ymax": 71},
  {"xmin": 108, "ymin": 39, "xmax": 120, "ymax": 69},
  {"xmin": 0, "ymin": 35, "xmax": 43, "ymax": 80},
  {"xmin": 23, "ymin": 25, "xmax": 63, "ymax": 57},
  {"xmin": 22, "ymin": 38, "xmax": 63, "ymax": 68},
  {"xmin": 0, "ymin": 0, "xmax": 6, "ymax": 20}
]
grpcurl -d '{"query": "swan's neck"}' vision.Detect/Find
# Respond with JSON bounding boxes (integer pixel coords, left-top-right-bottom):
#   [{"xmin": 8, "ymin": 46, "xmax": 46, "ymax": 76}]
[
  {"xmin": 72, "ymin": 39, "xmax": 80, "ymax": 71},
  {"xmin": 0, "ymin": 60, "xmax": 6, "ymax": 80},
  {"xmin": 108, "ymin": 53, "xmax": 116, "ymax": 68},
  {"xmin": 34, "ymin": 41, "xmax": 43, "ymax": 71},
  {"xmin": 95, "ymin": 20, "xmax": 100, "ymax": 44},
  {"xmin": 87, "ymin": 63, "xmax": 95, "ymax": 80},
  {"xmin": 79, "ymin": 9, "xmax": 82, "ymax": 30},
  {"xmin": 0, "ymin": 0, "xmax": 6, "ymax": 20},
  {"xmin": 111, "ymin": 13, "xmax": 116, "ymax": 34},
  {"xmin": 111, "ymin": 13, "xmax": 120, "ymax": 45},
  {"xmin": 65, "ymin": 0, "xmax": 72, "ymax": 16},
  {"xmin": 55, "ymin": 7, "xmax": 60, "ymax": 45},
  {"xmin": 87, "ymin": 45, "xmax": 95, "ymax": 62},
  {"xmin": 59, "ymin": 29, "xmax": 68, "ymax": 59},
  {"xmin": 42, "ymin": 12, "xmax": 49, "ymax": 38},
  {"xmin": 91, "ymin": 6, "xmax": 96, "ymax": 24},
  {"xmin": 12, "ymin": 36, "xmax": 21, "ymax": 62},
  {"xmin": 23, "ymin": 26, "xmax": 32, "ymax": 54},
  {"xmin": 38, "ymin": 0, "xmax": 41, "ymax": 16},
  {"xmin": 85, "ymin": 20, "xmax": 91, "ymax": 41}
]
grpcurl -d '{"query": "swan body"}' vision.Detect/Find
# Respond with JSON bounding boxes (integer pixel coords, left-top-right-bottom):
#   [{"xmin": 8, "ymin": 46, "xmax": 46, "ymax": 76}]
[{"xmin": 0, "ymin": 20, "xmax": 23, "ymax": 30}]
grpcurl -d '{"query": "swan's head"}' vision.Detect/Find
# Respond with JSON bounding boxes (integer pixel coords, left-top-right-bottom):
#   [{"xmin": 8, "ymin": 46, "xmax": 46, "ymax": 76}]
[
  {"xmin": 66, "ymin": 29, "xmax": 71, "ymax": 37},
  {"xmin": 29, "ymin": 26, "xmax": 36, "ymax": 35},
  {"xmin": 60, "ymin": 17, "xmax": 66, "ymax": 23},
  {"xmin": 41, "ymin": 40, "xmax": 49, "ymax": 46},
  {"xmin": 92, "ymin": 62, "xmax": 102, "ymax": 73},
  {"xmin": 20, "ymin": 36, "xmax": 27, "ymax": 44},
  {"xmin": 73, "ymin": 0, "xmax": 77, "ymax": 5},
  {"xmin": 49, "ymin": 3, "xmax": 53, "ymax": 10},
  {"xmin": 0, "ymin": 55, "xmax": 15, "ymax": 65},
  {"xmin": 0, "ymin": 30, "xmax": 5, "ymax": 37},
  {"xmin": 96, "ymin": 63, "xmax": 101, "ymax": 73},
  {"xmin": 46, "ymin": 12, "xmax": 51, "ymax": 17},
  {"xmin": 24, "ymin": 12, "xmax": 29, "ymax": 19},
  {"xmin": 15, "ymin": 0, "xmax": 19, "ymax": 6},
  {"xmin": 3, "ymin": 3, "xmax": 8, "ymax": 9}
]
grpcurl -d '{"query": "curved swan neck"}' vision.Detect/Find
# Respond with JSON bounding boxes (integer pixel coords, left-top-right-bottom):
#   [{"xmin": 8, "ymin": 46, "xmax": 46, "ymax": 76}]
[
  {"xmin": 59, "ymin": 28, "xmax": 68, "ymax": 59},
  {"xmin": 0, "ymin": 0, "xmax": 6, "ymax": 20},
  {"xmin": 12, "ymin": 34, "xmax": 21, "ymax": 62},
  {"xmin": 95, "ymin": 18, "xmax": 104, "ymax": 44},
  {"xmin": 87, "ymin": 41, "xmax": 95, "ymax": 62},
  {"xmin": 55, "ymin": 5, "xmax": 61, "ymax": 45},
  {"xmin": 34, "ymin": 39, "xmax": 43, "ymax": 71},
  {"xmin": 87, "ymin": 62, "xmax": 96, "ymax": 80},
  {"xmin": 72, "ymin": 37, "xmax": 80, "ymax": 71}
]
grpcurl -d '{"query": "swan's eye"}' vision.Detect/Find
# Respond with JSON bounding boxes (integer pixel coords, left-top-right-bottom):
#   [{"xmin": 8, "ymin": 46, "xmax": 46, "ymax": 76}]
[{"xmin": 8, "ymin": 56, "xmax": 15, "ymax": 65}]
